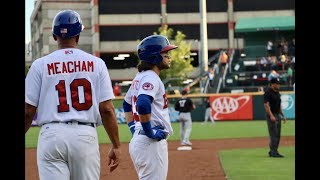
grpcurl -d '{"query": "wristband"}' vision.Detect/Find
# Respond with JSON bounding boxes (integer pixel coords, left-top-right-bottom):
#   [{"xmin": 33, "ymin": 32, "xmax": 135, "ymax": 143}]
[
  {"xmin": 128, "ymin": 121, "xmax": 135, "ymax": 135},
  {"xmin": 141, "ymin": 121, "xmax": 153, "ymax": 137}
]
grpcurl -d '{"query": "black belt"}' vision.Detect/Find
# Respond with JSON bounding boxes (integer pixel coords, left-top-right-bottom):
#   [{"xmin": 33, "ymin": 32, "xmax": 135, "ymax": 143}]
[
  {"xmin": 46, "ymin": 121, "xmax": 95, "ymax": 128},
  {"xmin": 75, "ymin": 122, "xmax": 95, "ymax": 127}
]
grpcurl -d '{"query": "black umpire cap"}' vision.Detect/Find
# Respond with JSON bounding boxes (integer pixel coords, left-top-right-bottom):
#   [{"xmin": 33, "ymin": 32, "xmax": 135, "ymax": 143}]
[{"xmin": 270, "ymin": 77, "xmax": 280, "ymax": 84}]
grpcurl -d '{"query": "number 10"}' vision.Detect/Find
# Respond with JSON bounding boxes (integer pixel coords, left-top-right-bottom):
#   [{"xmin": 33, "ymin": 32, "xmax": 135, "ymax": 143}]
[{"xmin": 55, "ymin": 78, "xmax": 93, "ymax": 112}]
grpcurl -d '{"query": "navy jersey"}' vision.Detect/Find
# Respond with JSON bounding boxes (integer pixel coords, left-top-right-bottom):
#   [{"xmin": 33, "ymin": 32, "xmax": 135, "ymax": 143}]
[{"xmin": 175, "ymin": 97, "xmax": 194, "ymax": 112}]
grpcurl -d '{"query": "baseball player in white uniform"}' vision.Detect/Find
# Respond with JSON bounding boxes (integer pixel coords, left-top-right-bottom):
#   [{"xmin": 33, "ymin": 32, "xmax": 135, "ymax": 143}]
[
  {"xmin": 122, "ymin": 35, "xmax": 178, "ymax": 180},
  {"xmin": 25, "ymin": 10, "xmax": 121, "ymax": 180}
]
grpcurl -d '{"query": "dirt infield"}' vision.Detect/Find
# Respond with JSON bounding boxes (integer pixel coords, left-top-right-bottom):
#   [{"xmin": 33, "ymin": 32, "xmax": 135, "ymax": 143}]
[{"xmin": 25, "ymin": 136, "xmax": 294, "ymax": 180}]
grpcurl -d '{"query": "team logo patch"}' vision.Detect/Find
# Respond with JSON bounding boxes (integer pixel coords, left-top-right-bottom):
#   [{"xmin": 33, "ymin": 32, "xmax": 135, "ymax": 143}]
[
  {"xmin": 142, "ymin": 82, "xmax": 154, "ymax": 90},
  {"xmin": 60, "ymin": 28, "xmax": 68, "ymax": 34},
  {"xmin": 65, "ymin": 50, "xmax": 73, "ymax": 54}
]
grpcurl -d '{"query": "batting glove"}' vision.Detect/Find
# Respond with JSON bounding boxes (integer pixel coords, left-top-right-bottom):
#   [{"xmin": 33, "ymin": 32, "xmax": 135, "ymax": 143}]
[
  {"xmin": 128, "ymin": 121, "xmax": 135, "ymax": 136},
  {"xmin": 152, "ymin": 129, "xmax": 167, "ymax": 141},
  {"xmin": 141, "ymin": 121, "xmax": 167, "ymax": 141}
]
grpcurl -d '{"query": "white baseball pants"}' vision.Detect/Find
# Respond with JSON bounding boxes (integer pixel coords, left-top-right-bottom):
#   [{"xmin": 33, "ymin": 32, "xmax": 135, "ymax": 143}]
[
  {"xmin": 129, "ymin": 130, "xmax": 168, "ymax": 180},
  {"xmin": 37, "ymin": 122, "xmax": 100, "ymax": 180}
]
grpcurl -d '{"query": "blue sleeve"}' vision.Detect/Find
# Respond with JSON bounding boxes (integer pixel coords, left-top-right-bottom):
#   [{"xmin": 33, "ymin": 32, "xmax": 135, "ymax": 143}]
[
  {"xmin": 128, "ymin": 121, "xmax": 135, "ymax": 135},
  {"xmin": 136, "ymin": 94, "xmax": 153, "ymax": 114},
  {"xmin": 122, "ymin": 100, "xmax": 132, "ymax": 112}
]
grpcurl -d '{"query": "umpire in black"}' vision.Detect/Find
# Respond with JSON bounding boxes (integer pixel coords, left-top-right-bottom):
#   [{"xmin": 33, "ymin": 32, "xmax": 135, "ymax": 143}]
[{"xmin": 263, "ymin": 77, "xmax": 287, "ymax": 158}]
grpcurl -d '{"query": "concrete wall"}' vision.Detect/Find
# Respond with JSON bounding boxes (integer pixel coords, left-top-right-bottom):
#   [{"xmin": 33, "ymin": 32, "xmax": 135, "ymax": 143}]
[{"xmin": 30, "ymin": 0, "xmax": 92, "ymax": 60}]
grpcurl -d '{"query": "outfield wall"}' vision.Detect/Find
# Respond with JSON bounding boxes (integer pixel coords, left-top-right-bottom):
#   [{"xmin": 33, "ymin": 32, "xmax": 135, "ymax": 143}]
[
  {"xmin": 31, "ymin": 91, "xmax": 295, "ymax": 125},
  {"xmin": 193, "ymin": 92, "xmax": 295, "ymax": 121}
]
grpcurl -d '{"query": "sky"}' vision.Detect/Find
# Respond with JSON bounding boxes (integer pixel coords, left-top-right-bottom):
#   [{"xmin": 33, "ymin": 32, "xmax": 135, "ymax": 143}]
[{"xmin": 25, "ymin": 0, "xmax": 34, "ymax": 43}]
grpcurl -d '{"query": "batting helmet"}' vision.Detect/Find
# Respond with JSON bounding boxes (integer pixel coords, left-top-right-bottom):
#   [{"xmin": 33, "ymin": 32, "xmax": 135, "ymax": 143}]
[
  {"xmin": 137, "ymin": 35, "xmax": 178, "ymax": 64},
  {"xmin": 52, "ymin": 10, "xmax": 84, "ymax": 38}
]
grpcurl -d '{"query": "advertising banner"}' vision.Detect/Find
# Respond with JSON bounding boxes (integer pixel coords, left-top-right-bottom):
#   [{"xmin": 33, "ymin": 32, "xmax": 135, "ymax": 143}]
[
  {"xmin": 114, "ymin": 107, "xmax": 179, "ymax": 123},
  {"xmin": 281, "ymin": 94, "xmax": 295, "ymax": 119},
  {"xmin": 252, "ymin": 95, "xmax": 265, "ymax": 120},
  {"xmin": 169, "ymin": 107, "xmax": 179, "ymax": 122},
  {"xmin": 210, "ymin": 95, "xmax": 253, "ymax": 120},
  {"xmin": 115, "ymin": 108, "xmax": 126, "ymax": 124},
  {"xmin": 115, "ymin": 107, "xmax": 180, "ymax": 123}
]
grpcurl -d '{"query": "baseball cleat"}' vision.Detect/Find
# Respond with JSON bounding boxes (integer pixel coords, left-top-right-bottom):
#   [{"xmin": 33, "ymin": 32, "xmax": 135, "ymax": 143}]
[{"xmin": 181, "ymin": 141, "xmax": 192, "ymax": 146}]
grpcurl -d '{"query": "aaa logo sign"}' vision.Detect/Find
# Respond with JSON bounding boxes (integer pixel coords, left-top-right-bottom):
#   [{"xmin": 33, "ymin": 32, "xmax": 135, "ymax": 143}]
[{"xmin": 210, "ymin": 95, "xmax": 253, "ymax": 120}]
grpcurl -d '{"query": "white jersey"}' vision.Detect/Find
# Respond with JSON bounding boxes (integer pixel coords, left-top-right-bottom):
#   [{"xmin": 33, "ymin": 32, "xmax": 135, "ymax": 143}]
[
  {"xmin": 124, "ymin": 70, "xmax": 173, "ymax": 135},
  {"xmin": 25, "ymin": 48, "xmax": 115, "ymax": 126}
]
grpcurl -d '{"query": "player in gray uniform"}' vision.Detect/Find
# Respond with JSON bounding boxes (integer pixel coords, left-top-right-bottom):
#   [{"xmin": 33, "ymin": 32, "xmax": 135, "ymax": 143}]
[
  {"xmin": 203, "ymin": 97, "xmax": 214, "ymax": 124},
  {"xmin": 174, "ymin": 90, "xmax": 196, "ymax": 146}
]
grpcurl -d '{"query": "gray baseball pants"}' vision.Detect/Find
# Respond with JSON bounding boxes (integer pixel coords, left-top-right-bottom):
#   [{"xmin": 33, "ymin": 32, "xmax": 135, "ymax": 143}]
[
  {"xmin": 266, "ymin": 114, "xmax": 282, "ymax": 154},
  {"xmin": 178, "ymin": 112, "xmax": 192, "ymax": 144}
]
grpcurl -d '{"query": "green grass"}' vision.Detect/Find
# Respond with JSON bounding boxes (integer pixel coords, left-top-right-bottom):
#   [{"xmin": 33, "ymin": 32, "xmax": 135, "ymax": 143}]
[
  {"xmin": 25, "ymin": 120, "xmax": 295, "ymax": 148},
  {"xmin": 112, "ymin": 99, "xmax": 123, "ymax": 108},
  {"xmin": 219, "ymin": 146, "xmax": 295, "ymax": 180}
]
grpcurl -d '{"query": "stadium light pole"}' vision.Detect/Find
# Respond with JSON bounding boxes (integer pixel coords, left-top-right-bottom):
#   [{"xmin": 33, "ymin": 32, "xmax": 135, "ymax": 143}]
[
  {"xmin": 160, "ymin": 0, "xmax": 167, "ymax": 28},
  {"xmin": 200, "ymin": 0, "xmax": 208, "ymax": 92}
]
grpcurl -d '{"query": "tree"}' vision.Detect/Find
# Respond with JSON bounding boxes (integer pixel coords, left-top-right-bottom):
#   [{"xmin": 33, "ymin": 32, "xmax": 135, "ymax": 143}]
[
  {"xmin": 154, "ymin": 25, "xmax": 194, "ymax": 81},
  {"xmin": 25, "ymin": 65, "xmax": 30, "ymax": 76}
]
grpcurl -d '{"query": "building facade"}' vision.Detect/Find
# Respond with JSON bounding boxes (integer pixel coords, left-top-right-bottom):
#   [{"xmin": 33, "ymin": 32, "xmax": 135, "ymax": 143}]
[
  {"xmin": 25, "ymin": 43, "xmax": 32, "ymax": 67},
  {"xmin": 30, "ymin": 0, "xmax": 92, "ymax": 60},
  {"xmin": 30, "ymin": 0, "xmax": 294, "ymax": 81}
]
